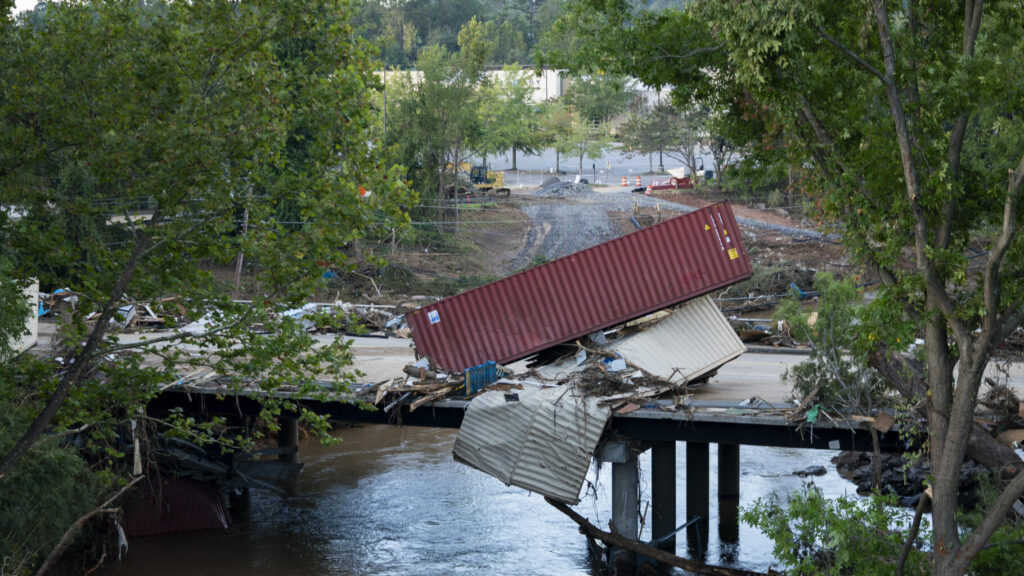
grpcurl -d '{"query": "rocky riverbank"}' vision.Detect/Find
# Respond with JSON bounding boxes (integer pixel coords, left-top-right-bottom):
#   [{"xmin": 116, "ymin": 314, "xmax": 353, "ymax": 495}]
[{"xmin": 833, "ymin": 450, "xmax": 991, "ymax": 509}]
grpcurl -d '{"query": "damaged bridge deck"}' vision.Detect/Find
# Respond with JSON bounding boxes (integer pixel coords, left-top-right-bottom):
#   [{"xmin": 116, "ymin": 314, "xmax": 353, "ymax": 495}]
[{"xmin": 147, "ymin": 385, "xmax": 903, "ymax": 453}]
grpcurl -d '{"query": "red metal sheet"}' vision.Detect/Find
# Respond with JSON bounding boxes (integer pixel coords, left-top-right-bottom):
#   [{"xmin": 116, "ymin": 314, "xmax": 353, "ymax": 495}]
[
  {"xmin": 124, "ymin": 478, "xmax": 230, "ymax": 537},
  {"xmin": 408, "ymin": 202, "xmax": 751, "ymax": 372}
]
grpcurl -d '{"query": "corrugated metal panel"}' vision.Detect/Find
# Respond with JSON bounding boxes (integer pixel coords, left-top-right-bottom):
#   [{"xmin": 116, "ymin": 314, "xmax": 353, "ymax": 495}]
[
  {"xmin": 609, "ymin": 295, "xmax": 746, "ymax": 383},
  {"xmin": 453, "ymin": 386, "xmax": 611, "ymax": 504},
  {"xmin": 409, "ymin": 202, "xmax": 751, "ymax": 372}
]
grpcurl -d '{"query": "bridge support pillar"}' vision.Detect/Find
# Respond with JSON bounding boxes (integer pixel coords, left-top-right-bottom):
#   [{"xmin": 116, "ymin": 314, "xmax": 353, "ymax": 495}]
[
  {"xmin": 651, "ymin": 440, "xmax": 676, "ymax": 556},
  {"xmin": 686, "ymin": 441, "xmax": 709, "ymax": 557},
  {"xmin": 278, "ymin": 416, "xmax": 299, "ymax": 463},
  {"xmin": 718, "ymin": 443, "xmax": 740, "ymax": 548},
  {"xmin": 599, "ymin": 439, "xmax": 638, "ymax": 573}
]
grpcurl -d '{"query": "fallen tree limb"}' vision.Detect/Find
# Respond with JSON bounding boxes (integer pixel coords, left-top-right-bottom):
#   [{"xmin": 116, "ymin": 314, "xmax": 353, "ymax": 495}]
[
  {"xmin": 35, "ymin": 475, "xmax": 144, "ymax": 576},
  {"xmin": 545, "ymin": 497, "xmax": 774, "ymax": 576},
  {"xmin": 896, "ymin": 490, "xmax": 930, "ymax": 576}
]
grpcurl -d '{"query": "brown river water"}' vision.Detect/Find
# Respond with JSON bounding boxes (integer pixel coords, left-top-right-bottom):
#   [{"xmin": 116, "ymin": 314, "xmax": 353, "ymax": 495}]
[{"xmin": 102, "ymin": 423, "xmax": 853, "ymax": 576}]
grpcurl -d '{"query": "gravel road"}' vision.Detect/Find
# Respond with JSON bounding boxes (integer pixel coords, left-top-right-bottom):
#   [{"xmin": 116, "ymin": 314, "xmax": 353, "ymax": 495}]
[{"xmin": 510, "ymin": 182, "xmax": 827, "ymax": 269}]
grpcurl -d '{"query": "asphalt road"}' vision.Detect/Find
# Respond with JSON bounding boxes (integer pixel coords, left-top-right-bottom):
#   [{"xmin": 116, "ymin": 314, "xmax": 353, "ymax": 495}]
[
  {"xmin": 34, "ymin": 322, "xmax": 1024, "ymax": 402},
  {"xmin": 343, "ymin": 337, "xmax": 1024, "ymax": 404}
]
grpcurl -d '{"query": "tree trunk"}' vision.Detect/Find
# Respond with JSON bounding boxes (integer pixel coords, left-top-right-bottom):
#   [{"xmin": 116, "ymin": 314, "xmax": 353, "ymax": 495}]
[
  {"xmin": 512, "ymin": 147, "xmax": 517, "ymax": 171},
  {"xmin": 34, "ymin": 476, "xmax": 144, "ymax": 576},
  {"xmin": 924, "ymin": 311, "xmax": 962, "ymax": 562},
  {"xmin": 437, "ymin": 165, "xmax": 445, "ymax": 233},
  {"xmin": 555, "ymin": 149, "xmax": 560, "ymax": 173},
  {"xmin": 0, "ymin": 230, "xmax": 155, "ymax": 480},
  {"xmin": 545, "ymin": 497, "xmax": 770, "ymax": 576}
]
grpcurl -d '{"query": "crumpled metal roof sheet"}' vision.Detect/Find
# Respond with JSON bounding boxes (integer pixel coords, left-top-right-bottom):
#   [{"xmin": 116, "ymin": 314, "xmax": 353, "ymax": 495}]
[
  {"xmin": 453, "ymin": 386, "xmax": 611, "ymax": 504},
  {"xmin": 408, "ymin": 202, "xmax": 751, "ymax": 372},
  {"xmin": 609, "ymin": 295, "xmax": 746, "ymax": 383}
]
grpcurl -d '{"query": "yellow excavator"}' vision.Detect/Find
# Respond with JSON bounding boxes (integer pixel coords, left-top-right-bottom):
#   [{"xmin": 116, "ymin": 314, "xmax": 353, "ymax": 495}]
[
  {"xmin": 467, "ymin": 165, "xmax": 510, "ymax": 196},
  {"xmin": 446, "ymin": 163, "xmax": 510, "ymax": 198}
]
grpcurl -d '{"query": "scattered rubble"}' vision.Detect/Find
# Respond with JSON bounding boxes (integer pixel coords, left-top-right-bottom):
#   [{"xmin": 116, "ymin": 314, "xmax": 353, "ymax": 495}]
[
  {"xmin": 358, "ymin": 296, "xmax": 746, "ymax": 420},
  {"xmin": 68, "ymin": 295, "xmax": 412, "ymax": 339},
  {"xmin": 532, "ymin": 180, "xmax": 594, "ymax": 198}
]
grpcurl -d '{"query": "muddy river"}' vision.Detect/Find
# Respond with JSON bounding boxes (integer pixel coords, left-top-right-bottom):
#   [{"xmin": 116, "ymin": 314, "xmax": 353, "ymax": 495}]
[{"xmin": 103, "ymin": 424, "xmax": 855, "ymax": 575}]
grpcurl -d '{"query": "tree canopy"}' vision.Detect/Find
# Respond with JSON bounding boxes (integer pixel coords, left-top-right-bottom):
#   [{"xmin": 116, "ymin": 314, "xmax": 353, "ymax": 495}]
[
  {"xmin": 560, "ymin": 74, "xmax": 633, "ymax": 175},
  {"xmin": 0, "ymin": 0, "xmax": 411, "ymax": 569},
  {"xmin": 542, "ymin": 1, "xmax": 1024, "ymax": 574},
  {"xmin": 476, "ymin": 65, "xmax": 542, "ymax": 170},
  {"xmin": 354, "ymin": 0, "xmax": 560, "ymax": 68}
]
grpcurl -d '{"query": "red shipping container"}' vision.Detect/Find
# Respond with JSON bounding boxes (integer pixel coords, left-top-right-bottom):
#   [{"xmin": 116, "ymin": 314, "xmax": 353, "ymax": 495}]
[{"xmin": 408, "ymin": 202, "xmax": 751, "ymax": 372}]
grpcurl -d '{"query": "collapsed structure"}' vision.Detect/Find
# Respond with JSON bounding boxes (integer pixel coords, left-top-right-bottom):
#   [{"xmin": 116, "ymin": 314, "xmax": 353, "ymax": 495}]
[{"xmin": 399, "ymin": 203, "xmax": 754, "ymax": 503}]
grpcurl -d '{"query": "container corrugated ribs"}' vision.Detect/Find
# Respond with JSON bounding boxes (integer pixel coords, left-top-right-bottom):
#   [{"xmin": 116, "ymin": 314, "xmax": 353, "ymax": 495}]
[
  {"xmin": 408, "ymin": 202, "xmax": 751, "ymax": 372},
  {"xmin": 608, "ymin": 295, "xmax": 747, "ymax": 383},
  {"xmin": 452, "ymin": 386, "xmax": 610, "ymax": 504}
]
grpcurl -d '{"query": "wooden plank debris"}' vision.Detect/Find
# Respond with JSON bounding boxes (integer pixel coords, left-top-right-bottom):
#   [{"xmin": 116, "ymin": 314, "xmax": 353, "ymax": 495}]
[
  {"xmin": 615, "ymin": 402, "xmax": 641, "ymax": 415},
  {"xmin": 403, "ymin": 364, "xmax": 438, "ymax": 380},
  {"xmin": 597, "ymin": 385, "xmax": 672, "ymax": 406},
  {"xmin": 871, "ymin": 412, "xmax": 896, "ymax": 433},
  {"xmin": 409, "ymin": 386, "xmax": 454, "ymax": 412}
]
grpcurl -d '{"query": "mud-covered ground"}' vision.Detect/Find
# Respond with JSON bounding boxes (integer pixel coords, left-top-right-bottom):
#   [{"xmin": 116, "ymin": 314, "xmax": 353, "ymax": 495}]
[{"xmin": 337, "ymin": 181, "xmax": 857, "ymax": 300}]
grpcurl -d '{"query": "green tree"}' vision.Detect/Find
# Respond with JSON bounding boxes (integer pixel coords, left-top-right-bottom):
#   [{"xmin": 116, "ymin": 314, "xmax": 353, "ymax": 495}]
[
  {"xmin": 476, "ymin": 65, "xmax": 541, "ymax": 170},
  {"xmin": 619, "ymin": 101, "xmax": 667, "ymax": 172},
  {"xmin": 0, "ymin": 0, "xmax": 411, "ymax": 558},
  {"xmin": 0, "ymin": 263, "xmax": 30, "ymax": 364},
  {"xmin": 386, "ymin": 25, "xmax": 485, "ymax": 232},
  {"xmin": 744, "ymin": 487, "xmax": 931, "ymax": 576},
  {"xmin": 619, "ymin": 100, "xmax": 707, "ymax": 175},
  {"xmin": 355, "ymin": 0, "xmax": 559, "ymax": 67},
  {"xmin": 562, "ymin": 75, "xmax": 633, "ymax": 175},
  {"xmin": 564, "ymin": 73, "xmax": 633, "ymax": 126},
  {"xmin": 542, "ymin": 1, "xmax": 1024, "ymax": 573},
  {"xmin": 537, "ymin": 100, "xmax": 577, "ymax": 173},
  {"xmin": 398, "ymin": 0, "xmax": 488, "ymax": 57}
]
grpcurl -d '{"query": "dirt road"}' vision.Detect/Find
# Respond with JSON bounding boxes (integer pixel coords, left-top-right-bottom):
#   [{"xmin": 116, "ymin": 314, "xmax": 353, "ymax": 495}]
[{"xmin": 511, "ymin": 183, "xmax": 832, "ymax": 270}]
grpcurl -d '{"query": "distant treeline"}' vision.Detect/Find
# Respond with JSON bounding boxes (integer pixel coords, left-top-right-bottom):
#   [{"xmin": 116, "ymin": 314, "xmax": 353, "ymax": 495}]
[{"xmin": 354, "ymin": 0, "xmax": 564, "ymax": 68}]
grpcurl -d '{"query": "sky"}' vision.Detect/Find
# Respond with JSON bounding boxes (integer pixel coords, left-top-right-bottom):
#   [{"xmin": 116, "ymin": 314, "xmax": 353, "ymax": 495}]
[{"xmin": 13, "ymin": 0, "xmax": 38, "ymax": 15}]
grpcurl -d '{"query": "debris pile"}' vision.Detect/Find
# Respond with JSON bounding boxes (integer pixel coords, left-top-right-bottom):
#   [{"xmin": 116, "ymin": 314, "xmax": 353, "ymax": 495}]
[
  {"xmin": 62, "ymin": 295, "xmax": 413, "ymax": 338},
  {"xmin": 281, "ymin": 301, "xmax": 409, "ymax": 338},
  {"xmin": 365, "ymin": 358, "xmax": 519, "ymax": 415},
  {"xmin": 360, "ymin": 295, "xmax": 746, "ymax": 418},
  {"xmin": 533, "ymin": 180, "xmax": 593, "ymax": 198}
]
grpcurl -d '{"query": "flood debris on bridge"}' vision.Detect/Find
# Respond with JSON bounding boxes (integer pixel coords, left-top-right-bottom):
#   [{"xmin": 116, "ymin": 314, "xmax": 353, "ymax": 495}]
[
  {"xmin": 387, "ymin": 203, "xmax": 750, "ymax": 406},
  {"xmin": 363, "ymin": 204, "xmax": 755, "ymax": 502},
  {"xmin": 356, "ymin": 294, "xmax": 749, "ymax": 502},
  {"xmin": 65, "ymin": 291, "xmax": 412, "ymax": 339}
]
